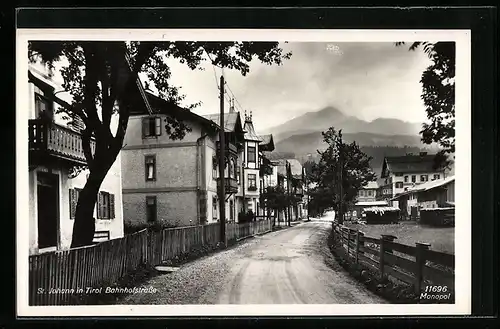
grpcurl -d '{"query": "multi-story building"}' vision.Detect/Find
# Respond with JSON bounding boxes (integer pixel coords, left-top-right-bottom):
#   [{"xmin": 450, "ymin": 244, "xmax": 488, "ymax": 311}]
[
  {"xmin": 350, "ymin": 181, "xmax": 388, "ymax": 219},
  {"xmin": 121, "ymin": 92, "xmax": 245, "ymax": 227},
  {"xmin": 391, "ymin": 175, "xmax": 455, "ymax": 220},
  {"xmin": 377, "ymin": 152, "xmax": 447, "ymax": 208},
  {"xmin": 27, "ymin": 66, "xmax": 125, "ymax": 255},
  {"xmin": 235, "ymin": 112, "xmax": 263, "ymax": 217},
  {"xmin": 357, "ymin": 181, "xmax": 378, "ymax": 202}
]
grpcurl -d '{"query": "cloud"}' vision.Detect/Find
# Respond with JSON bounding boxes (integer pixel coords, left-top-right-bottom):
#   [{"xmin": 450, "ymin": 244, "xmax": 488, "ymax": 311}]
[{"xmin": 166, "ymin": 42, "xmax": 432, "ymax": 132}]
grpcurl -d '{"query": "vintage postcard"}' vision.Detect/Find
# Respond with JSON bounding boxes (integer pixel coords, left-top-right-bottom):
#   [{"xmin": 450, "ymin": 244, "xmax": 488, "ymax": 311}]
[{"xmin": 16, "ymin": 28, "xmax": 471, "ymax": 317}]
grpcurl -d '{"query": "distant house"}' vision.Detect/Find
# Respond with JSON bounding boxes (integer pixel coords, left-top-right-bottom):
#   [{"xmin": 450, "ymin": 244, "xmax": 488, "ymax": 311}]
[
  {"xmin": 357, "ymin": 181, "xmax": 379, "ymax": 203},
  {"xmin": 391, "ymin": 175, "xmax": 455, "ymax": 220},
  {"xmin": 351, "ymin": 181, "xmax": 387, "ymax": 219},
  {"xmin": 377, "ymin": 152, "xmax": 447, "ymax": 208}
]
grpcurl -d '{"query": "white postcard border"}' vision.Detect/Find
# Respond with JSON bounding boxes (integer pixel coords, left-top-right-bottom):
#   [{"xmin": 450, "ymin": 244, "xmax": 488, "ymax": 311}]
[{"xmin": 16, "ymin": 28, "xmax": 471, "ymax": 317}]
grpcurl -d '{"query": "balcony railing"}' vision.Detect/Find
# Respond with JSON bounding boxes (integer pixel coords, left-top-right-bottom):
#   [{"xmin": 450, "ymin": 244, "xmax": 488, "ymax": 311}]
[
  {"xmin": 217, "ymin": 177, "xmax": 238, "ymax": 194},
  {"xmin": 216, "ymin": 141, "xmax": 238, "ymax": 155},
  {"xmin": 29, "ymin": 119, "xmax": 96, "ymax": 166}
]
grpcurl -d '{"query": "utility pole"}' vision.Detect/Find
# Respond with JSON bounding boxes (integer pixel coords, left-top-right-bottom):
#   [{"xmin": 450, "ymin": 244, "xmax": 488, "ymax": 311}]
[
  {"xmin": 287, "ymin": 162, "xmax": 291, "ymax": 227},
  {"xmin": 219, "ymin": 75, "xmax": 226, "ymax": 246},
  {"xmin": 338, "ymin": 129, "xmax": 344, "ymax": 225}
]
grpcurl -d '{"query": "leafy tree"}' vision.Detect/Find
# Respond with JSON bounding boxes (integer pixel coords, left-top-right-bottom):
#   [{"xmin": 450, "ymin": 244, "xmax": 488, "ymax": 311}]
[
  {"xmin": 259, "ymin": 185, "xmax": 291, "ymax": 227},
  {"xmin": 310, "ymin": 127, "xmax": 377, "ymax": 224},
  {"xmin": 29, "ymin": 41, "xmax": 291, "ymax": 248},
  {"xmin": 396, "ymin": 41, "xmax": 455, "ymax": 169}
]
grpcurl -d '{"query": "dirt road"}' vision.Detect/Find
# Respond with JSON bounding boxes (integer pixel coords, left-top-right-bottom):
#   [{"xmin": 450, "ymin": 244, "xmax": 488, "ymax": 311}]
[{"xmin": 118, "ymin": 220, "xmax": 386, "ymax": 304}]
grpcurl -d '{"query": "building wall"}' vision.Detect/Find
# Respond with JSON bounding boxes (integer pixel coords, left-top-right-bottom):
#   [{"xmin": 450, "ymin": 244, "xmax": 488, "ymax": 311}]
[
  {"xmin": 446, "ymin": 180, "xmax": 455, "ymax": 203},
  {"xmin": 124, "ymin": 191, "xmax": 199, "ymax": 227},
  {"xmin": 357, "ymin": 188, "xmax": 377, "ymax": 202},
  {"xmin": 28, "ymin": 70, "xmax": 124, "ymax": 254},
  {"xmin": 122, "ymin": 114, "xmax": 216, "ymax": 226},
  {"xmin": 389, "ymin": 171, "xmax": 446, "ymax": 196}
]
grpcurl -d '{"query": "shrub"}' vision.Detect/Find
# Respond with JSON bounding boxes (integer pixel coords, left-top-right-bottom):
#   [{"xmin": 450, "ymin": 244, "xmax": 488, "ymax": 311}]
[
  {"xmin": 238, "ymin": 210, "xmax": 255, "ymax": 223},
  {"xmin": 124, "ymin": 220, "xmax": 178, "ymax": 235}
]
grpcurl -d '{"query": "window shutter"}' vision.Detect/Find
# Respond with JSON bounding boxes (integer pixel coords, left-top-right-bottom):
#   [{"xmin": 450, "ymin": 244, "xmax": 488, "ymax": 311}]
[
  {"xmin": 142, "ymin": 118, "xmax": 150, "ymax": 137},
  {"xmin": 110, "ymin": 194, "xmax": 115, "ymax": 219},
  {"xmin": 97, "ymin": 192, "xmax": 103, "ymax": 219},
  {"xmin": 69, "ymin": 189, "xmax": 75, "ymax": 219},
  {"xmin": 155, "ymin": 117, "xmax": 162, "ymax": 136}
]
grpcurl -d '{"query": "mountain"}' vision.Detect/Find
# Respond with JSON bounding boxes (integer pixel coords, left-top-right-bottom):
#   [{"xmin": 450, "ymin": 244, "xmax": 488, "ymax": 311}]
[
  {"xmin": 262, "ymin": 106, "xmax": 422, "ymax": 142},
  {"xmin": 271, "ymin": 131, "xmax": 439, "ymax": 177}
]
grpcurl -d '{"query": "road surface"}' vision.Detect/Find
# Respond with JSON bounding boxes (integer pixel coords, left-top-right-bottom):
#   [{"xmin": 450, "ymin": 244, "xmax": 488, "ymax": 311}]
[{"xmin": 117, "ymin": 219, "xmax": 386, "ymax": 304}]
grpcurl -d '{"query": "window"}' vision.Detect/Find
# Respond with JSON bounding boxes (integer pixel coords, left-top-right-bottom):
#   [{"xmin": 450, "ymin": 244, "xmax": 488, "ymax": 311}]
[
  {"xmin": 395, "ymin": 182, "xmax": 404, "ymax": 189},
  {"xmin": 142, "ymin": 117, "xmax": 162, "ymax": 138},
  {"xmin": 212, "ymin": 156, "xmax": 217, "ymax": 180},
  {"xmin": 420, "ymin": 175, "xmax": 428, "ymax": 182},
  {"xmin": 230, "ymin": 200, "xmax": 234, "ymax": 221},
  {"xmin": 213, "ymin": 197, "xmax": 218, "ymax": 220},
  {"xmin": 34, "ymin": 93, "xmax": 53, "ymax": 120},
  {"xmin": 145, "ymin": 155, "xmax": 156, "ymax": 181},
  {"xmin": 247, "ymin": 146, "xmax": 256, "ymax": 163},
  {"xmin": 404, "ymin": 175, "xmax": 409, "ymax": 183},
  {"xmin": 433, "ymin": 174, "xmax": 441, "ymax": 180},
  {"xmin": 248, "ymin": 174, "xmax": 257, "ymax": 190},
  {"xmin": 236, "ymin": 166, "xmax": 241, "ymax": 184},
  {"xmin": 395, "ymin": 173, "xmax": 403, "ymax": 177},
  {"xmin": 69, "ymin": 188, "xmax": 82, "ymax": 219},
  {"xmin": 411, "ymin": 175, "xmax": 416, "ymax": 183},
  {"xmin": 368, "ymin": 190, "xmax": 373, "ymax": 196},
  {"xmin": 231, "ymin": 159, "xmax": 237, "ymax": 179},
  {"xmin": 146, "ymin": 196, "xmax": 157, "ymax": 223},
  {"xmin": 97, "ymin": 191, "xmax": 115, "ymax": 220}
]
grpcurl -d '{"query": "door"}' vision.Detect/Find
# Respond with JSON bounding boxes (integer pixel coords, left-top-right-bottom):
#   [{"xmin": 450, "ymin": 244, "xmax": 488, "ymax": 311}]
[
  {"xmin": 37, "ymin": 172, "xmax": 59, "ymax": 249},
  {"xmin": 410, "ymin": 206, "xmax": 418, "ymax": 221}
]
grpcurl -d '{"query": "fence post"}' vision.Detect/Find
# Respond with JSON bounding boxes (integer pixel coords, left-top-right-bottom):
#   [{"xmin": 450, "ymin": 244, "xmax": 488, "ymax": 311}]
[
  {"xmin": 348, "ymin": 229, "xmax": 356, "ymax": 259},
  {"xmin": 346, "ymin": 228, "xmax": 351, "ymax": 257},
  {"xmin": 355, "ymin": 230, "xmax": 364, "ymax": 264},
  {"xmin": 381, "ymin": 234, "xmax": 397, "ymax": 255},
  {"xmin": 415, "ymin": 242, "xmax": 431, "ymax": 295},
  {"xmin": 379, "ymin": 235, "xmax": 397, "ymax": 279}
]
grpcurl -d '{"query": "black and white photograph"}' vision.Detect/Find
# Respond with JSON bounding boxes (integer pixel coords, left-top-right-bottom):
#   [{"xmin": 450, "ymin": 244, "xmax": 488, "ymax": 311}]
[{"xmin": 16, "ymin": 28, "xmax": 471, "ymax": 316}]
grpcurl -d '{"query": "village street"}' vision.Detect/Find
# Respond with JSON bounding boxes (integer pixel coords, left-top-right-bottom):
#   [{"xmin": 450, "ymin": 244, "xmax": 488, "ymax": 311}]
[{"xmin": 117, "ymin": 215, "xmax": 386, "ymax": 305}]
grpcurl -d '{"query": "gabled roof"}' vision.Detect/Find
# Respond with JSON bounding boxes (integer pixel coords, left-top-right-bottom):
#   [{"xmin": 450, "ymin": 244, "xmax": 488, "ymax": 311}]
[
  {"xmin": 285, "ymin": 158, "xmax": 304, "ymax": 178},
  {"xmin": 275, "ymin": 159, "xmax": 288, "ymax": 177},
  {"xmin": 381, "ymin": 153, "xmax": 441, "ymax": 177},
  {"xmin": 258, "ymin": 134, "xmax": 275, "ymax": 152},
  {"xmin": 202, "ymin": 112, "xmax": 245, "ymax": 134},
  {"xmin": 131, "ymin": 92, "xmax": 218, "ymax": 131},
  {"xmin": 243, "ymin": 119, "xmax": 261, "ymax": 142}
]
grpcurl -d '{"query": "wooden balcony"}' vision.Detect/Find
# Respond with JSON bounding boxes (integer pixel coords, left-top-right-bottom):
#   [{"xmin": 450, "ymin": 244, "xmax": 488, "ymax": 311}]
[
  {"xmin": 217, "ymin": 177, "xmax": 238, "ymax": 194},
  {"xmin": 29, "ymin": 119, "xmax": 96, "ymax": 166},
  {"xmin": 216, "ymin": 141, "xmax": 238, "ymax": 155}
]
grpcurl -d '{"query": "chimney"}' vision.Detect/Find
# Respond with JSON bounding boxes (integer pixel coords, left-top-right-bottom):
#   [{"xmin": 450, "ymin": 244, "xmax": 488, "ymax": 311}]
[{"xmin": 420, "ymin": 151, "xmax": 427, "ymax": 156}]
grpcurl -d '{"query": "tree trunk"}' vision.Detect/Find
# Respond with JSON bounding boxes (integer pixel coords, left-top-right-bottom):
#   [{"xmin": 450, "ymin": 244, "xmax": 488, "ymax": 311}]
[{"xmin": 71, "ymin": 152, "xmax": 116, "ymax": 248}]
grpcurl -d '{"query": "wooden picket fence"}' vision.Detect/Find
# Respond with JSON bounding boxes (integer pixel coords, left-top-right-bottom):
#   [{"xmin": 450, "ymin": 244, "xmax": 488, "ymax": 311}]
[
  {"xmin": 333, "ymin": 225, "xmax": 455, "ymax": 295},
  {"xmin": 29, "ymin": 220, "xmax": 272, "ymax": 306}
]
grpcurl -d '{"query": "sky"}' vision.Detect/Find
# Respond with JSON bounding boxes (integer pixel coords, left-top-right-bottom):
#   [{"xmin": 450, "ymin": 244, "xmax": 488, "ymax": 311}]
[
  {"xmin": 32, "ymin": 42, "xmax": 432, "ymax": 133},
  {"xmin": 163, "ymin": 42, "xmax": 432, "ymax": 132}
]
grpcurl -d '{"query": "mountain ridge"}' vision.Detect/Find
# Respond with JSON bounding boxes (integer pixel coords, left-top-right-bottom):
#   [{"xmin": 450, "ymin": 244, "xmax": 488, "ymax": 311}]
[{"xmin": 260, "ymin": 105, "xmax": 422, "ymax": 142}]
